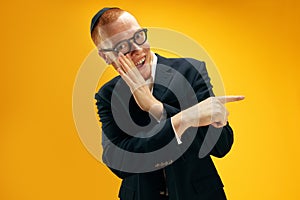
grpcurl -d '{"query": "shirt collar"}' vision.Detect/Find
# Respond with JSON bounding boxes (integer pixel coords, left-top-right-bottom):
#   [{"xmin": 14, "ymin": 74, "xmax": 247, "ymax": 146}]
[
  {"xmin": 145, "ymin": 52, "xmax": 157, "ymax": 93},
  {"xmin": 151, "ymin": 51, "xmax": 158, "ymax": 80}
]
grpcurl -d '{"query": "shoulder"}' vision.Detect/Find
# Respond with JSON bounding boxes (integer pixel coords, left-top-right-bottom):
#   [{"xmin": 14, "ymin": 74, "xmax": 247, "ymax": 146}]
[
  {"xmin": 156, "ymin": 54, "xmax": 207, "ymax": 78},
  {"xmin": 156, "ymin": 54, "xmax": 205, "ymax": 70},
  {"xmin": 95, "ymin": 75, "xmax": 121, "ymax": 101}
]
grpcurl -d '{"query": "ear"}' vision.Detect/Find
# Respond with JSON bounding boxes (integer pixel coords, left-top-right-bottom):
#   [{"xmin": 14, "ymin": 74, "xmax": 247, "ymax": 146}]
[
  {"xmin": 98, "ymin": 50, "xmax": 112, "ymax": 64},
  {"xmin": 111, "ymin": 60, "xmax": 120, "ymax": 70}
]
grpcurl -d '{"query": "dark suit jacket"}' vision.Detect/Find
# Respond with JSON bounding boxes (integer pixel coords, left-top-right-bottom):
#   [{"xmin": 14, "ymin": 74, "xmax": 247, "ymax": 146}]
[{"xmin": 95, "ymin": 54, "xmax": 233, "ymax": 200}]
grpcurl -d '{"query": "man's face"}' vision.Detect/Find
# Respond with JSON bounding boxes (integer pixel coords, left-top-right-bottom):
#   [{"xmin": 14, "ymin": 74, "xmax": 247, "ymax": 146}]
[{"xmin": 98, "ymin": 12, "xmax": 152, "ymax": 80}]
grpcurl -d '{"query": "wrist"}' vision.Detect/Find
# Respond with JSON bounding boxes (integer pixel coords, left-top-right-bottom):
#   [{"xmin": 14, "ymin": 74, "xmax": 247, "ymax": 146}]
[
  {"xmin": 138, "ymin": 94, "xmax": 156, "ymax": 111},
  {"xmin": 147, "ymin": 98, "xmax": 163, "ymax": 121},
  {"xmin": 171, "ymin": 112, "xmax": 191, "ymax": 138}
]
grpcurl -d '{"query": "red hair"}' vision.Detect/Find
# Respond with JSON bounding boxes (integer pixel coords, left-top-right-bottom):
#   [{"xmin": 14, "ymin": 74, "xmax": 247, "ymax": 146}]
[{"xmin": 91, "ymin": 8, "xmax": 125, "ymax": 46}]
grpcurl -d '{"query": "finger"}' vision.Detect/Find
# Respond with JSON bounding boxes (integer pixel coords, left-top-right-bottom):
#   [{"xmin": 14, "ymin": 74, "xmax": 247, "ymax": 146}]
[
  {"xmin": 120, "ymin": 53, "xmax": 132, "ymax": 68},
  {"xmin": 119, "ymin": 54, "xmax": 141, "ymax": 80},
  {"xmin": 211, "ymin": 117, "xmax": 228, "ymax": 127},
  {"xmin": 211, "ymin": 122, "xmax": 225, "ymax": 128},
  {"xmin": 125, "ymin": 54, "xmax": 143, "ymax": 77},
  {"xmin": 216, "ymin": 95, "xmax": 245, "ymax": 104},
  {"xmin": 118, "ymin": 54, "xmax": 131, "ymax": 73},
  {"xmin": 117, "ymin": 67, "xmax": 147, "ymax": 92},
  {"xmin": 117, "ymin": 67, "xmax": 134, "ymax": 87},
  {"xmin": 211, "ymin": 114, "xmax": 227, "ymax": 127},
  {"xmin": 120, "ymin": 53, "xmax": 136, "ymax": 70},
  {"xmin": 125, "ymin": 54, "xmax": 135, "ymax": 67}
]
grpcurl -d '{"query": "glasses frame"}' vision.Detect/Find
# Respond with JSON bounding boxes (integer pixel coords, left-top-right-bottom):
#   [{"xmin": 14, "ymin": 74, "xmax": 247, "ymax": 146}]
[{"xmin": 99, "ymin": 28, "xmax": 148, "ymax": 55}]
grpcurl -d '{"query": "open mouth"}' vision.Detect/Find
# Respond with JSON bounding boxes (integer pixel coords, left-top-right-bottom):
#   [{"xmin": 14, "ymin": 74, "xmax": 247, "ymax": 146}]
[{"xmin": 135, "ymin": 57, "xmax": 146, "ymax": 68}]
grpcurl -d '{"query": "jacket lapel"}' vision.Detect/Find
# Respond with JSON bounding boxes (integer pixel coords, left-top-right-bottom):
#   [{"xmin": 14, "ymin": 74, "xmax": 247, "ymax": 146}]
[{"xmin": 153, "ymin": 56, "xmax": 174, "ymax": 101}]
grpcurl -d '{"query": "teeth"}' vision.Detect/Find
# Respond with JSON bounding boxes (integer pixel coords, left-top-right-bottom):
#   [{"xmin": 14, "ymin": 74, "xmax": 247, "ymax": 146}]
[{"xmin": 135, "ymin": 57, "xmax": 145, "ymax": 66}]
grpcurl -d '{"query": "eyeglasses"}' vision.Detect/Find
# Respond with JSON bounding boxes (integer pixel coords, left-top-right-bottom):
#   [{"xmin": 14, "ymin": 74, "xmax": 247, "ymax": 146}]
[{"xmin": 99, "ymin": 28, "xmax": 148, "ymax": 55}]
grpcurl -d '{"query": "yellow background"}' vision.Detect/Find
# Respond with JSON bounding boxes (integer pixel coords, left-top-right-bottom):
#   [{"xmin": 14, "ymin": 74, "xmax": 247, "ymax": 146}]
[{"xmin": 1, "ymin": 0, "xmax": 299, "ymax": 199}]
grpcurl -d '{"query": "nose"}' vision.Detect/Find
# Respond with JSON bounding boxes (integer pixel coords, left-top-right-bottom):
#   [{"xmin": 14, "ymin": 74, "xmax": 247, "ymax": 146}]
[{"xmin": 130, "ymin": 42, "xmax": 143, "ymax": 54}]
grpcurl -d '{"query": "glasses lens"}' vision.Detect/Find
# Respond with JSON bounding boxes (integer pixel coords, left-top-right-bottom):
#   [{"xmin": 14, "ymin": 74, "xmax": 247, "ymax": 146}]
[
  {"xmin": 115, "ymin": 41, "xmax": 130, "ymax": 54},
  {"xmin": 134, "ymin": 30, "xmax": 147, "ymax": 45}
]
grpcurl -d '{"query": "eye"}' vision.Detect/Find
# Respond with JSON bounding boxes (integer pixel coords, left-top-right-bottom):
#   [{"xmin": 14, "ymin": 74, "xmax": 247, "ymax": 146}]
[
  {"xmin": 115, "ymin": 42, "xmax": 129, "ymax": 53},
  {"xmin": 134, "ymin": 31, "xmax": 146, "ymax": 44},
  {"xmin": 135, "ymin": 32, "xmax": 142, "ymax": 39}
]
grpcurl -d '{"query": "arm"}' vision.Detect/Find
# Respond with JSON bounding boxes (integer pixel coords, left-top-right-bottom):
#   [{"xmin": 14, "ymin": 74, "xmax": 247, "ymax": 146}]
[
  {"xmin": 97, "ymin": 57, "xmax": 243, "ymax": 178},
  {"xmin": 171, "ymin": 60, "xmax": 243, "ymax": 158},
  {"xmin": 96, "ymin": 90, "xmax": 176, "ymax": 154},
  {"xmin": 96, "ymin": 89, "xmax": 180, "ymax": 179}
]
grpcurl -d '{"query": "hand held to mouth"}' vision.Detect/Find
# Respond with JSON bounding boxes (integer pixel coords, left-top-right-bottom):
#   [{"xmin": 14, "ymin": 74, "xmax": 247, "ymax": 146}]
[{"xmin": 117, "ymin": 53, "xmax": 163, "ymax": 120}]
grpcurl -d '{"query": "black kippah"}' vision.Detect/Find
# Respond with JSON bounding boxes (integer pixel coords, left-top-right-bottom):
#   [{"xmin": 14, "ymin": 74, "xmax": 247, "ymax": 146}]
[{"xmin": 90, "ymin": 7, "xmax": 115, "ymax": 35}]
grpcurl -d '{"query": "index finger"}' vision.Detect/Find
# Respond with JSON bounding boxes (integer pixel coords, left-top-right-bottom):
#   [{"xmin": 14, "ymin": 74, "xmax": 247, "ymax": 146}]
[
  {"xmin": 216, "ymin": 95, "xmax": 245, "ymax": 104},
  {"xmin": 118, "ymin": 53, "xmax": 134, "ymax": 72}
]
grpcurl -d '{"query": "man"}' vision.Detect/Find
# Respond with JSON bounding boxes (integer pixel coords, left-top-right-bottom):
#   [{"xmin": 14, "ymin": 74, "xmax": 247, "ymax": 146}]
[{"xmin": 92, "ymin": 7, "xmax": 244, "ymax": 200}]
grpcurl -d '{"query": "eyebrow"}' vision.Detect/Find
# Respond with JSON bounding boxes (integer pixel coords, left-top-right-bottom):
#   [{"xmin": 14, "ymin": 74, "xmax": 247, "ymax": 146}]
[{"xmin": 100, "ymin": 28, "xmax": 143, "ymax": 49}]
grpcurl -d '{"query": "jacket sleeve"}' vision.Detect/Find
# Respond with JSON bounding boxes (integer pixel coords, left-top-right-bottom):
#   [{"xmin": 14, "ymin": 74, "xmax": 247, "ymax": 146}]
[
  {"xmin": 96, "ymin": 59, "xmax": 234, "ymax": 178},
  {"xmin": 96, "ymin": 91, "xmax": 178, "ymax": 153},
  {"xmin": 188, "ymin": 59, "xmax": 234, "ymax": 158},
  {"xmin": 95, "ymin": 88, "xmax": 181, "ymax": 179}
]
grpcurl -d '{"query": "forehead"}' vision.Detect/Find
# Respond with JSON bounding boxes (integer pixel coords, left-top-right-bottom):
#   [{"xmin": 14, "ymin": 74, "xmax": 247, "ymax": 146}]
[{"xmin": 99, "ymin": 13, "xmax": 141, "ymax": 47}]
